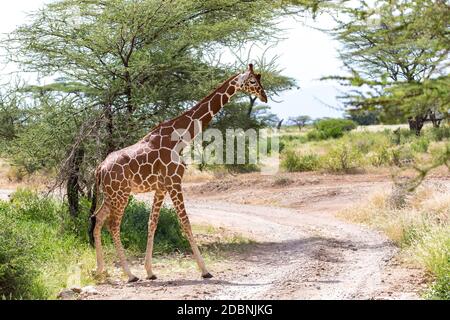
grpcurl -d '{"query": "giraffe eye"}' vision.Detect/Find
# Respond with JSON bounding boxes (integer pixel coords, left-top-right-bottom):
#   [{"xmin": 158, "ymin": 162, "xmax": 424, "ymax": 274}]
[{"xmin": 249, "ymin": 79, "xmax": 257, "ymax": 84}]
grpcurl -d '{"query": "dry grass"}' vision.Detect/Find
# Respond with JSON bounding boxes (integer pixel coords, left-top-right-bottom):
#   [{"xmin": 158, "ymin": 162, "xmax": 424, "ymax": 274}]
[
  {"xmin": 338, "ymin": 182, "xmax": 449, "ymax": 299},
  {"xmin": 354, "ymin": 124, "xmax": 412, "ymax": 132},
  {"xmin": 180, "ymin": 166, "xmax": 216, "ymax": 183},
  {"xmin": 0, "ymin": 158, "xmax": 54, "ymax": 190}
]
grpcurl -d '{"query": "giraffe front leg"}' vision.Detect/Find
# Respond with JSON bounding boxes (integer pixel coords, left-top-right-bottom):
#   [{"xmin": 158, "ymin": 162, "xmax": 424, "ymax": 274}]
[
  {"xmin": 168, "ymin": 185, "xmax": 212, "ymax": 279},
  {"xmin": 144, "ymin": 190, "xmax": 166, "ymax": 280},
  {"xmin": 109, "ymin": 209, "xmax": 139, "ymax": 283}
]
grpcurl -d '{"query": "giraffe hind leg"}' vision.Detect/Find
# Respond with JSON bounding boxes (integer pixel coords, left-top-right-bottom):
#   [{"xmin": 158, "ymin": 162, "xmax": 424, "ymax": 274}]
[{"xmin": 92, "ymin": 203, "xmax": 110, "ymax": 275}]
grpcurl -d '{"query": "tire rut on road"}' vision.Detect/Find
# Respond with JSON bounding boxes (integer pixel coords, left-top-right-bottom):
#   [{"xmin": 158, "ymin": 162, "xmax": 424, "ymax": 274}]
[{"xmin": 186, "ymin": 200, "xmax": 398, "ymax": 299}]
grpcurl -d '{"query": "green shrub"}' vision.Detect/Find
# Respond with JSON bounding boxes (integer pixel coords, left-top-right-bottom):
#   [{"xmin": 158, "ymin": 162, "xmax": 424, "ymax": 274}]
[
  {"xmin": 369, "ymin": 145, "xmax": 393, "ymax": 167},
  {"xmin": 278, "ymin": 140, "xmax": 286, "ymax": 152},
  {"xmin": 0, "ymin": 213, "xmax": 48, "ymax": 299},
  {"xmin": 121, "ymin": 197, "xmax": 189, "ymax": 254},
  {"xmin": 0, "ymin": 193, "xmax": 96, "ymax": 300},
  {"xmin": 306, "ymin": 129, "xmax": 324, "ymax": 141},
  {"xmin": 281, "ymin": 150, "xmax": 320, "ymax": 172},
  {"xmin": 308, "ymin": 118, "xmax": 357, "ymax": 140},
  {"xmin": 415, "ymin": 228, "xmax": 450, "ymax": 300},
  {"xmin": 411, "ymin": 136, "xmax": 430, "ymax": 153},
  {"xmin": 0, "ymin": 189, "xmax": 190, "ymax": 300},
  {"xmin": 426, "ymin": 126, "xmax": 450, "ymax": 142},
  {"xmin": 60, "ymin": 197, "xmax": 93, "ymax": 243},
  {"xmin": 399, "ymin": 128, "xmax": 416, "ymax": 143},
  {"xmin": 9, "ymin": 188, "xmax": 61, "ymax": 224},
  {"xmin": 321, "ymin": 142, "xmax": 363, "ymax": 172},
  {"xmin": 279, "ymin": 134, "xmax": 308, "ymax": 152},
  {"xmin": 391, "ymin": 146, "xmax": 415, "ymax": 167},
  {"xmin": 428, "ymin": 274, "xmax": 450, "ymax": 300}
]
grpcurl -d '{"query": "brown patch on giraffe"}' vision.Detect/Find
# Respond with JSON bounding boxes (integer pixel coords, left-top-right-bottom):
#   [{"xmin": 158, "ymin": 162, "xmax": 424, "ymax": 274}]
[
  {"xmin": 103, "ymin": 172, "xmax": 111, "ymax": 185},
  {"xmin": 139, "ymin": 163, "xmax": 153, "ymax": 177},
  {"xmin": 209, "ymin": 94, "xmax": 221, "ymax": 110},
  {"xmin": 172, "ymin": 117, "xmax": 189, "ymax": 130},
  {"xmin": 133, "ymin": 174, "xmax": 143, "ymax": 185},
  {"xmin": 221, "ymin": 95, "xmax": 228, "ymax": 105},
  {"xmin": 147, "ymin": 150, "xmax": 159, "ymax": 163},
  {"xmin": 191, "ymin": 103, "xmax": 207, "ymax": 118},
  {"xmin": 136, "ymin": 153, "xmax": 147, "ymax": 165},
  {"xmin": 111, "ymin": 180, "xmax": 120, "ymax": 191},
  {"xmin": 167, "ymin": 162, "xmax": 178, "ymax": 174},
  {"xmin": 159, "ymin": 148, "xmax": 172, "ymax": 164},
  {"xmin": 226, "ymin": 86, "xmax": 235, "ymax": 96},
  {"xmin": 116, "ymin": 154, "xmax": 131, "ymax": 165},
  {"xmin": 148, "ymin": 136, "xmax": 161, "ymax": 149},
  {"xmin": 160, "ymin": 126, "xmax": 173, "ymax": 136},
  {"xmin": 120, "ymin": 179, "xmax": 129, "ymax": 189},
  {"xmin": 129, "ymin": 159, "xmax": 139, "ymax": 173}
]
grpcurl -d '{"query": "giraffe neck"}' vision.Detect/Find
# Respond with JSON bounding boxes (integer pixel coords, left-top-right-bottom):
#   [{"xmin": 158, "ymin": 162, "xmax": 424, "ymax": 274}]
[
  {"xmin": 170, "ymin": 73, "xmax": 239, "ymax": 135},
  {"xmin": 188, "ymin": 73, "xmax": 239, "ymax": 128},
  {"xmin": 144, "ymin": 73, "xmax": 240, "ymax": 146}
]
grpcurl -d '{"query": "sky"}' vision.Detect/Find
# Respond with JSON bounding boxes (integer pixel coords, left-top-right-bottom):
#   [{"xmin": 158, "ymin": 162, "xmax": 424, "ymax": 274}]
[{"xmin": 0, "ymin": 1, "xmax": 347, "ymax": 120}]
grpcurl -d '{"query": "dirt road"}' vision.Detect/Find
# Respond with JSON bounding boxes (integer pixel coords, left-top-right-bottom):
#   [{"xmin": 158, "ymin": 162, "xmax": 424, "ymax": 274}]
[{"xmin": 77, "ymin": 172, "xmax": 431, "ymax": 300}]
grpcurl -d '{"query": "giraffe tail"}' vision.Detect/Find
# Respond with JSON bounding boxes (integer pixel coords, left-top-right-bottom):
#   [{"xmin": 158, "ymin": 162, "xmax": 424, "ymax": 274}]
[{"xmin": 88, "ymin": 167, "xmax": 102, "ymax": 247}]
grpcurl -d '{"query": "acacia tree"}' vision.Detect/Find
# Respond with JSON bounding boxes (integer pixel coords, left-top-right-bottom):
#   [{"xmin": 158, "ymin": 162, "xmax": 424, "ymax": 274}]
[
  {"xmin": 2, "ymin": 0, "xmax": 321, "ymax": 215},
  {"xmin": 289, "ymin": 115, "xmax": 311, "ymax": 131},
  {"xmin": 325, "ymin": 0, "xmax": 449, "ymax": 135},
  {"xmin": 231, "ymin": 46, "xmax": 296, "ymax": 117}
]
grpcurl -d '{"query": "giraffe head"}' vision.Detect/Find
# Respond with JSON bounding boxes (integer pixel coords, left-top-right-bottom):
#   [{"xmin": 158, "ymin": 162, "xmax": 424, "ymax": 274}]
[{"xmin": 236, "ymin": 64, "xmax": 268, "ymax": 103}]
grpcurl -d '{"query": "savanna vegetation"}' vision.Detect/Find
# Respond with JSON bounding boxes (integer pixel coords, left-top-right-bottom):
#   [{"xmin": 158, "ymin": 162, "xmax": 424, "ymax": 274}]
[
  {"xmin": 279, "ymin": 122, "xmax": 449, "ymax": 299},
  {"xmin": 0, "ymin": 189, "xmax": 187, "ymax": 299},
  {"xmin": 339, "ymin": 183, "xmax": 449, "ymax": 300},
  {"xmin": 280, "ymin": 124, "xmax": 449, "ymax": 175}
]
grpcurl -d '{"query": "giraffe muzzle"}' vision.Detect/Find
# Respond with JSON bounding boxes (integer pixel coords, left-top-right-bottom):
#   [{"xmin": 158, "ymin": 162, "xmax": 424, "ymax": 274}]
[{"xmin": 260, "ymin": 91, "xmax": 268, "ymax": 103}]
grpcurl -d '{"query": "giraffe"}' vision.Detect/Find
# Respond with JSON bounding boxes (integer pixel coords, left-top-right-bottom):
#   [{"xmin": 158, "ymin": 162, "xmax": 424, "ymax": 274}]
[{"xmin": 89, "ymin": 64, "xmax": 268, "ymax": 282}]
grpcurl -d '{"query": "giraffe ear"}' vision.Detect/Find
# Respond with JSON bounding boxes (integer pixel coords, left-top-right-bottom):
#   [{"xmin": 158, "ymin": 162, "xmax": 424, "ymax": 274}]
[
  {"xmin": 248, "ymin": 64, "xmax": 254, "ymax": 73},
  {"xmin": 256, "ymin": 73, "xmax": 261, "ymax": 81}
]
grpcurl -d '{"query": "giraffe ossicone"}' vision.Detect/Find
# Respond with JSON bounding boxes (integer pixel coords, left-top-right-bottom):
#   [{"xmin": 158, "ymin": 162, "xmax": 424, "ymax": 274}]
[{"xmin": 89, "ymin": 64, "xmax": 268, "ymax": 282}]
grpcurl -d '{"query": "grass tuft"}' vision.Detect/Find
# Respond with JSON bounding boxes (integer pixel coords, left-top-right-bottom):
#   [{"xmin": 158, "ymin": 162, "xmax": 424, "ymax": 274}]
[{"xmin": 339, "ymin": 183, "xmax": 449, "ymax": 299}]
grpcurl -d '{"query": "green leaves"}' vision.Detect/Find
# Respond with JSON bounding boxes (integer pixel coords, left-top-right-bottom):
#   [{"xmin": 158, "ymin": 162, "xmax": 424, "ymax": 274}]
[{"xmin": 326, "ymin": 0, "xmax": 449, "ymax": 124}]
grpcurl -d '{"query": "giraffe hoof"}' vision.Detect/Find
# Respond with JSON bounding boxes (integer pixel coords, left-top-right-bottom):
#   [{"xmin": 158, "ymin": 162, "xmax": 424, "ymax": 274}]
[
  {"xmin": 202, "ymin": 272, "xmax": 213, "ymax": 279},
  {"xmin": 147, "ymin": 275, "xmax": 157, "ymax": 280},
  {"xmin": 128, "ymin": 276, "xmax": 139, "ymax": 283}
]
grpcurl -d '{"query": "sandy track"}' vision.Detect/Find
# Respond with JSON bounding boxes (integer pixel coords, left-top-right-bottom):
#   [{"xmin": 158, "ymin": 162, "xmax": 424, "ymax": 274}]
[{"xmin": 183, "ymin": 200, "xmax": 414, "ymax": 300}]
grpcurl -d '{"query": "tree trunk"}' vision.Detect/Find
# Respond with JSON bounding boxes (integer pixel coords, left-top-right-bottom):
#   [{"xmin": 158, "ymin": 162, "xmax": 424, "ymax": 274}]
[
  {"xmin": 247, "ymin": 96, "xmax": 257, "ymax": 118},
  {"xmin": 429, "ymin": 110, "xmax": 442, "ymax": 128},
  {"xmin": 408, "ymin": 115, "xmax": 426, "ymax": 136},
  {"xmin": 67, "ymin": 145, "xmax": 84, "ymax": 217},
  {"xmin": 393, "ymin": 127, "xmax": 401, "ymax": 145},
  {"xmin": 105, "ymin": 103, "xmax": 115, "ymax": 154},
  {"xmin": 277, "ymin": 119, "xmax": 284, "ymax": 130}
]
